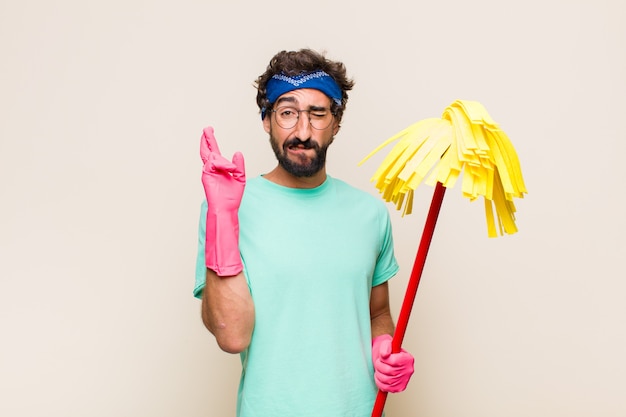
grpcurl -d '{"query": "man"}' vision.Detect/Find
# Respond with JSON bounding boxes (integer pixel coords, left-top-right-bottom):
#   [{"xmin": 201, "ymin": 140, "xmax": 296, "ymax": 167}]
[{"xmin": 194, "ymin": 49, "xmax": 414, "ymax": 417}]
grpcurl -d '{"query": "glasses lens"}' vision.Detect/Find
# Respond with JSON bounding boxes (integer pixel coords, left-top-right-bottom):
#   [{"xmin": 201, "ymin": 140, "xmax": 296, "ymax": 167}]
[
  {"xmin": 309, "ymin": 110, "xmax": 333, "ymax": 130},
  {"xmin": 274, "ymin": 107, "xmax": 334, "ymax": 130},
  {"xmin": 274, "ymin": 107, "xmax": 297, "ymax": 129}
]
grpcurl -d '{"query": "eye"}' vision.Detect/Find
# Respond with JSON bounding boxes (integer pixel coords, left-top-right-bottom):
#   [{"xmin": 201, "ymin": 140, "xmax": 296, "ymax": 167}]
[
  {"xmin": 278, "ymin": 107, "xmax": 297, "ymax": 118},
  {"xmin": 310, "ymin": 111, "xmax": 328, "ymax": 119}
]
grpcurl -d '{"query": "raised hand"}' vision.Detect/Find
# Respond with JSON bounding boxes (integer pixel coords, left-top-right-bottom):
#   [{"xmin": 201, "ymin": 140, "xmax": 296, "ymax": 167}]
[{"xmin": 200, "ymin": 126, "xmax": 246, "ymax": 277}]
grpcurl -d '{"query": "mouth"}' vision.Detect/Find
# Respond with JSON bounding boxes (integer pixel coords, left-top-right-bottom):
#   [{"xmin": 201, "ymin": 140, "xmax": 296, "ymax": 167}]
[
  {"xmin": 275, "ymin": 137, "xmax": 327, "ymax": 177},
  {"xmin": 285, "ymin": 139, "xmax": 314, "ymax": 149},
  {"xmin": 285, "ymin": 139, "xmax": 315, "ymax": 154},
  {"xmin": 287, "ymin": 143, "xmax": 311, "ymax": 151}
]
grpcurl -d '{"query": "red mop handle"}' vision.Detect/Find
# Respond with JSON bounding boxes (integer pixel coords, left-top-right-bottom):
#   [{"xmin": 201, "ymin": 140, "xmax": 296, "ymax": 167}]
[{"xmin": 371, "ymin": 182, "xmax": 447, "ymax": 417}]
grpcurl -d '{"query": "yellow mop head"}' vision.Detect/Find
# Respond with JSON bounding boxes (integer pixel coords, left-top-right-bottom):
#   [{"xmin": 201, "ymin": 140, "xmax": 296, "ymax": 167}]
[{"xmin": 359, "ymin": 100, "xmax": 527, "ymax": 237}]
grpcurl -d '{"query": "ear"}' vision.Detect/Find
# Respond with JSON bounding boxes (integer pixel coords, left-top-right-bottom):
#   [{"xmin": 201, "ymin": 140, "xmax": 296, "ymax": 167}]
[
  {"xmin": 332, "ymin": 120, "xmax": 340, "ymax": 136},
  {"xmin": 263, "ymin": 115, "xmax": 271, "ymax": 133}
]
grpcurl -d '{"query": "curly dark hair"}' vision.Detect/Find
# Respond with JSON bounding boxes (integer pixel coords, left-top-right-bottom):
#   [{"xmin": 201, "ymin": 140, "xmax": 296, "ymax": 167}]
[{"xmin": 255, "ymin": 49, "xmax": 355, "ymax": 123}]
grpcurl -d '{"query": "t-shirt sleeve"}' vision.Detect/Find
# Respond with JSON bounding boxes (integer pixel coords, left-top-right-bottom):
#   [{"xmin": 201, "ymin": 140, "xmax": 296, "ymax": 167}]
[
  {"xmin": 372, "ymin": 203, "xmax": 399, "ymax": 287},
  {"xmin": 193, "ymin": 200, "xmax": 208, "ymax": 299}
]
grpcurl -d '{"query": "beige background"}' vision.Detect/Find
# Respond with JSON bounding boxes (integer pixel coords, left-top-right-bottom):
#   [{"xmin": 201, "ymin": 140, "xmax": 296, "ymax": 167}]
[{"xmin": 1, "ymin": 0, "xmax": 625, "ymax": 416}]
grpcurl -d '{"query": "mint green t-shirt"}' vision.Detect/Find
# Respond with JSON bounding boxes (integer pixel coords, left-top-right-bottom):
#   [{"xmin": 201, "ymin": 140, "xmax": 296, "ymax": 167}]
[{"xmin": 195, "ymin": 176, "xmax": 399, "ymax": 417}]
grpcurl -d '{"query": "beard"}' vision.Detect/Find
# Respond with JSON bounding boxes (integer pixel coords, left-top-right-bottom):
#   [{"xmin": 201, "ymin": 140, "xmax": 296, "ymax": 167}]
[{"xmin": 270, "ymin": 134, "xmax": 332, "ymax": 178}]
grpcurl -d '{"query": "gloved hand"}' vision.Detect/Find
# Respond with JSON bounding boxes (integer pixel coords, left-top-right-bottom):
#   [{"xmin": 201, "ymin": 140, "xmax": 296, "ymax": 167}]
[
  {"xmin": 372, "ymin": 334, "xmax": 415, "ymax": 393},
  {"xmin": 200, "ymin": 126, "xmax": 246, "ymax": 277}
]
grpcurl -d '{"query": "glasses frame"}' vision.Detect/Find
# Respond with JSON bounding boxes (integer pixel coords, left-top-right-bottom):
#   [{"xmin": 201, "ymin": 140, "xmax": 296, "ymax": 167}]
[{"xmin": 270, "ymin": 106, "xmax": 336, "ymax": 130}]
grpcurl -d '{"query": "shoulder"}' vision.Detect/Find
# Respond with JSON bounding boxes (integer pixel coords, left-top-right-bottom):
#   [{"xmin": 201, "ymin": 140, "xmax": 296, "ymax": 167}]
[
  {"xmin": 328, "ymin": 177, "xmax": 386, "ymax": 208},
  {"xmin": 242, "ymin": 175, "xmax": 272, "ymax": 196},
  {"xmin": 327, "ymin": 177, "xmax": 392, "ymax": 227}
]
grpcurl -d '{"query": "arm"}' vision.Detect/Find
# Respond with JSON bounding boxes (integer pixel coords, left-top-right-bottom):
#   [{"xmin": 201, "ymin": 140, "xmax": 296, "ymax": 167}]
[
  {"xmin": 370, "ymin": 281, "xmax": 415, "ymax": 393},
  {"xmin": 198, "ymin": 126, "xmax": 254, "ymax": 353},
  {"xmin": 201, "ymin": 269, "xmax": 255, "ymax": 354},
  {"xmin": 370, "ymin": 281, "xmax": 395, "ymax": 338}
]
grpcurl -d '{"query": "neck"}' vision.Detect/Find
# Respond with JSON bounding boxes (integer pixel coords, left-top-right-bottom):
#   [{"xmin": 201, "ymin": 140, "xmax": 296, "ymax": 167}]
[{"xmin": 263, "ymin": 166, "xmax": 327, "ymax": 189}]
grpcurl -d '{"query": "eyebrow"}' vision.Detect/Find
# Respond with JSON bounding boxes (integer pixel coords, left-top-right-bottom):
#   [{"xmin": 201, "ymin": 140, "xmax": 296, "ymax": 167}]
[
  {"xmin": 275, "ymin": 96, "xmax": 297, "ymax": 106},
  {"xmin": 275, "ymin": 96, "xmax": 329, "ymax": 111}
]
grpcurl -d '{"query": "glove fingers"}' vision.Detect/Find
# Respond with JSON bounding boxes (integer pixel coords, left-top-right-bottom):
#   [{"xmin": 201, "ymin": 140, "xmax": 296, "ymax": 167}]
[
  {"xmin": 200, "ymin": 126, "xmax": 222, "ymax": 163},
  {"xmin": 205, "ymin": 153, "xmax": 238, "ymax": 174},
  {"xmin": 375, "ymin": 370, "xmax": 404, "ymax": 385},
  {"xmin": 375, "ymin": 375, "xmax": 406, "ymax": 393},
  {"xmin": 374, "ymin": 361, "xmax": 396, "ymax": 377},
  {"xmin": 379, "ymin": 338, "xmax": 392, "ymax": 359},
  {"xmin": 375, "ymin": 362, "xmax": 414, "ymax": 379},
  {"xmin": 374, "ymin": 364, "xmax": 413, "ymax": 393},
  {"xmin": 231, "ymin": 152, "xmax": 246, "ymax": 182},
  {"xmin": 374, "ymin": 348, "xmax": 415, "ymax": 393},
  {"xmin": 379, "ymin": 349, "xmax": 414, "ymax": 367}
]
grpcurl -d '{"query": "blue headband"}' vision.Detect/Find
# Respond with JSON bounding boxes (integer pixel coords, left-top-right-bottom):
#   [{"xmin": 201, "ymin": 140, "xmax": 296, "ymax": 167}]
[{"xmin": 262, "ymin": 70, "xmax": 342, "ymax": 119}]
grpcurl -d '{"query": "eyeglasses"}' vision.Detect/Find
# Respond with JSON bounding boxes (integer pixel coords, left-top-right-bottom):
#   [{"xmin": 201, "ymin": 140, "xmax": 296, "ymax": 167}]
[{"xmin": 270, "ymin": 106, "xmax": 335, "ymax": 130}]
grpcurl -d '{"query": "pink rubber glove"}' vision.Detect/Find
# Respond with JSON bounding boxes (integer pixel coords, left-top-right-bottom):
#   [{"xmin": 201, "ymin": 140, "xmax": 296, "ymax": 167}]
[
  {"xmin": 372, "ymin": 334, "xmax": 415, "ymax": 393},
  {"xmin": 200, "ymin": 126, "xmax": 246, "ymax": 277}
]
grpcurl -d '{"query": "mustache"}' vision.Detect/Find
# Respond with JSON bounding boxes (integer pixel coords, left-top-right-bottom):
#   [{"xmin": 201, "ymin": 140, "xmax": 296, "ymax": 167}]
[{"xmin": 283, "ymin": 138, "xmax": 319, "ymax": 150}]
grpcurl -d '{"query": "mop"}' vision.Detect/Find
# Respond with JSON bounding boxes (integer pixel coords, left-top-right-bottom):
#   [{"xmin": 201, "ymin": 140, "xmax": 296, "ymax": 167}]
[{"xmin": 359, "ymin": 100, "xmax": 527, "ymax": 416}]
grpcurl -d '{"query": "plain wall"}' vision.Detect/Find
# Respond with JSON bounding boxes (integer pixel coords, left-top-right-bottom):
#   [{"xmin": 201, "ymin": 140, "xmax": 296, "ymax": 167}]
[{"xmin": 1, "ymin": 1, "xmax": 624, "ymax": 416}]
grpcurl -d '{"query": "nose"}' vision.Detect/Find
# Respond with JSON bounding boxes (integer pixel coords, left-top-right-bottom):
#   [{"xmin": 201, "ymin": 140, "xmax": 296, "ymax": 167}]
[{"xmin": 294, "ymin": 111, "xmax": 312, "ymax": 139}]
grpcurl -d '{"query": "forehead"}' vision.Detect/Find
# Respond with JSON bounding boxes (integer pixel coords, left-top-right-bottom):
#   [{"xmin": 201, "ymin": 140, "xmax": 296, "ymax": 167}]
[{"xmin": 275, "ymin": 88, "xmax": 332, "ymax": 108}]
